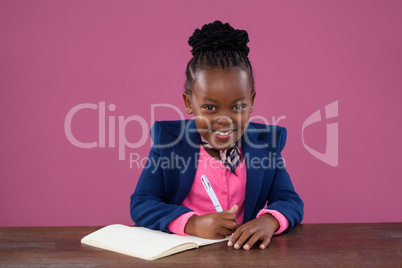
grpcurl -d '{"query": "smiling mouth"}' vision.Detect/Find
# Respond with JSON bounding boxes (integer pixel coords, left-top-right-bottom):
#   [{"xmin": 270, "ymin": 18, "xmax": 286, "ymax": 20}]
[{"xmin": 212, "ymin": 129, "xmax": 235, "ymax": 136}]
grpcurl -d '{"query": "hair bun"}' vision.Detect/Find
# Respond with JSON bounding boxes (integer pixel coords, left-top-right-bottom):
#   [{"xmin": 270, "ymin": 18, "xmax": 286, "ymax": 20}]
[{"xmin": 188, "ymin": 20, "xmax": 250, "ymax": 56}]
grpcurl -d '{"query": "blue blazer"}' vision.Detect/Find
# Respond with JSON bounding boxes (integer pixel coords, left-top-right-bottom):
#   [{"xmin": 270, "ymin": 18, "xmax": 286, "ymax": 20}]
[{"xmin": 130, "ymin": 119, "xmax": 303, "ymax": 233}]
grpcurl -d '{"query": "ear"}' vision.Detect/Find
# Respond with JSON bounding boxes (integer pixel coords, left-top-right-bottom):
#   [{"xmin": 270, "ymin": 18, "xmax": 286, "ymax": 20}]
[
  {"xmin": 250, "ymin": 90, "xmax": 256, "ymax": 113},
  {"xmin": 182, "ymin": 92, "xmax": 193, "ymax": 114}
]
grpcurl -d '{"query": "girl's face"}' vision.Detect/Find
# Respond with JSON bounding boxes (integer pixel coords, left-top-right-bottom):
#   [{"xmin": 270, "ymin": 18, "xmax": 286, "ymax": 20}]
[{"xmin": 183, "ymin": 68, "xmax": 256, "ymax": 150}]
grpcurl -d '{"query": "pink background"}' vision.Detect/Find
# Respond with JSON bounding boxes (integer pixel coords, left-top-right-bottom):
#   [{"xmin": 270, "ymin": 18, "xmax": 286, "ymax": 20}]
[{"xmin": 1, "ymin": 0, "xmax": 401, "ymax": 227}]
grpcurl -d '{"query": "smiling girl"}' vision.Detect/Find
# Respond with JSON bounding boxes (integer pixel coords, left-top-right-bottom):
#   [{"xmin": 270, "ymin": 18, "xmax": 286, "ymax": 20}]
[{"xmin": 130, "ymin": 20, "xmax": 303, "ymax": 250}]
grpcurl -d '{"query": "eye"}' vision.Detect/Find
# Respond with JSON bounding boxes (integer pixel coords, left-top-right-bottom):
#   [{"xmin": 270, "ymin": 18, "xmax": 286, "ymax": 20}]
[
  {"xmin": 203, "ymin": 105, "xmax": 216, "ymax": 111},
  {"xmin": 234, "ymin": 104, "xmax": 246, "ymax": 110}
]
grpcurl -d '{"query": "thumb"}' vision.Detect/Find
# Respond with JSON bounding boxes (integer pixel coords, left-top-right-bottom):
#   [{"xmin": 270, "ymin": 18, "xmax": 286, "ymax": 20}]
[{"xmin": 227, "ymin": 204, "xmax": 238, "ymax": 214}]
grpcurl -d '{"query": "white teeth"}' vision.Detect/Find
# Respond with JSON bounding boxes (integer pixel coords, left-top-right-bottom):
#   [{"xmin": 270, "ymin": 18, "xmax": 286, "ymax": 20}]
[{"xmin": 214, "ymin": 130, "xmax": 233, "ymax": 136}]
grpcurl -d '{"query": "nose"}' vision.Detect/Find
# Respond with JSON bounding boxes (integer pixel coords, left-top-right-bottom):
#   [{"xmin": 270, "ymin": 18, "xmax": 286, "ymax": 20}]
[{"xmin": 215, "ymin": 114, "xmax": 233, "ymax": 126}]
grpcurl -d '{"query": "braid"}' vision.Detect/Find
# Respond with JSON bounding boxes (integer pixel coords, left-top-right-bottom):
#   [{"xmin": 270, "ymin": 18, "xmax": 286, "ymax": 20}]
[{"xmin": 185, "ymin": 20, "xmax": 255, "ymax": 94}]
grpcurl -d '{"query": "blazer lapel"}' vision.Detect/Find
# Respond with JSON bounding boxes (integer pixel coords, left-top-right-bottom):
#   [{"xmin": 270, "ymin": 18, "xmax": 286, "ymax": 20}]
[
  {"xmin": 242, "ymin": 123, "xmax": 267, "ymax": 222},
  {"xmin": 172, "ymin": 120, "xmax": 200, "ymax": 204}
]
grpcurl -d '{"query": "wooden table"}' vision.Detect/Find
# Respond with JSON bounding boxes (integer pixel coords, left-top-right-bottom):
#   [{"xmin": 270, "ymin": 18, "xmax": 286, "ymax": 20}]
[{"xmin": 0, "ymin": 223, "xmax": 401, "ymax": 267}]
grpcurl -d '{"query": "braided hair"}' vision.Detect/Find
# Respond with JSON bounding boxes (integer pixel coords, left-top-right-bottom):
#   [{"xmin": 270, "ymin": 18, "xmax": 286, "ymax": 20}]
[{"xmin": 185, "ymin": 20, "xmax": 255, "ymax": 94}]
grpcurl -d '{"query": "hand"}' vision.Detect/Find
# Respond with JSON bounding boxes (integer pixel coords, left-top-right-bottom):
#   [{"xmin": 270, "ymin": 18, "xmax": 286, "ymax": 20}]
[
  {"xmin": 227, "ymin": 213, "xmax": 279, "ymax": 250},
  {"xmin": 184, "ymin": 205, "xmax": 238, "ymax": 239}
]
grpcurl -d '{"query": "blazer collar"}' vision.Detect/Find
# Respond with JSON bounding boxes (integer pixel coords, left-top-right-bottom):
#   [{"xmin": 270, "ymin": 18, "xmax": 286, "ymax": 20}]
[
  {"xmin": 173, "ymin": 119, "xmax": 200, "ymax": 145},
  {"xmin": 172, "ymin": 120, "xmax": 200, "ymax": 204},
  {"xmin": 241, "ymin": 123, "xmax": 267, "ymax": 222}
]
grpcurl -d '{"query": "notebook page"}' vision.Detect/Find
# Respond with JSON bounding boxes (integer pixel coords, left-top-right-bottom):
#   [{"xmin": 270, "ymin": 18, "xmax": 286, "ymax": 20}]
[{"xmin": 81, "ymin": 224, "xmax": 228, "ymax": 260}]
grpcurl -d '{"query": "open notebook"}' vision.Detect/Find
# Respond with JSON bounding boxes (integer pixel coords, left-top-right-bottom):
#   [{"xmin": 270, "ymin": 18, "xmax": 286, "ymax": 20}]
[{"xmin": 81, "ymin": 224, "xmax": 229, "ymax": 261}]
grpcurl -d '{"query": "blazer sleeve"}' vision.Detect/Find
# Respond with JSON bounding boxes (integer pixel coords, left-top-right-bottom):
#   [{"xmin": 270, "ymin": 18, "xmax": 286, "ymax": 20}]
[
  {"xmin": 130, "ymin": 121, "xmax": 193, "ymax": 233},
  {"xmin": 265, "ymin": 127, "xmax": 304, "ymax": 232}
]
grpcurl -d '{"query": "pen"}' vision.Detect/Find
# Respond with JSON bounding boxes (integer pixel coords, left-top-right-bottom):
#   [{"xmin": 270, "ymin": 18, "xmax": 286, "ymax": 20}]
[{"xmin": 200, "ymin": 175, "xmax": 223, "ymax": 212}]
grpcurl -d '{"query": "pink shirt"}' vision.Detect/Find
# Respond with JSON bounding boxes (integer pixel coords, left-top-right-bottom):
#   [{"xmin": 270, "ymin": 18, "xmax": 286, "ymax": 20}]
[{"xmin": 167, "ymin": 145, "xmax": 289, "ymax": 235}]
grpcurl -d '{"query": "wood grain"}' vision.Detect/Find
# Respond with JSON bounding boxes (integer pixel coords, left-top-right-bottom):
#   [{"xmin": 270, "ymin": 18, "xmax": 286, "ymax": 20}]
[{"xmin": 0, "ymin": 223, "xmax": 401, "ymax": 267}]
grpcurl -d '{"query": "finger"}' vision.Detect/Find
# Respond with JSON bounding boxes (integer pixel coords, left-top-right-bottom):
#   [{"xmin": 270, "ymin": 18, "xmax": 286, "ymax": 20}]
[
  {"xmin": 221, "ymin": 211, "xmax": 237, "ymax": 222},
  {"xmin": 228, "ymin": 204, "xmax": 238, "ymax": 214},
  {"xmin": 259, "ymin": 234, "xmax": 272, "ymax": 250},
  {"xmin": 227, "ymin": 226, "xmax": 243, "ymax": 247},
  {"xmin": 217, "ymin": 226, "xmax": 235, "ymax": 237},
  {"xmin": 222, "ymin": 204, "xmax": 238, "ymax": 220},
  {"xmin": 223, "ymin": 204, "xmax": 238, "ymax": 214},
  {"xmin": 242, "ymin": 232, "xmax": 262, "ymax": 250},
  {"xmin": 232, "ymin": 229, "xmax": 253, "ymax": 250},
  {"xmin": 221, "ymin": 219, "xmax": 237, "ymax": 233}
]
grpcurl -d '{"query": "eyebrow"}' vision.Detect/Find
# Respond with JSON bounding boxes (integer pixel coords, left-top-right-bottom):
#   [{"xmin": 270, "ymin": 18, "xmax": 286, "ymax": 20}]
[
  {"xmin": 232, "ymin": 97, "xmax": 246, "ymax": 103},
  {"xmin": 203, "ymin": 98, "xmax": 218, "ymax": 103},
  {"xmin": 203, "ymin": 97, "xmax": 246, "ymax": 103}
]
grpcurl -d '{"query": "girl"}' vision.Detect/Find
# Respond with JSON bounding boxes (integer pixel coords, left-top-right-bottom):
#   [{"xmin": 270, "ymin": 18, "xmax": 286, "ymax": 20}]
[{"xmin": 130, "ymin": 20, "xmax": 303, "ymax": 250}]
